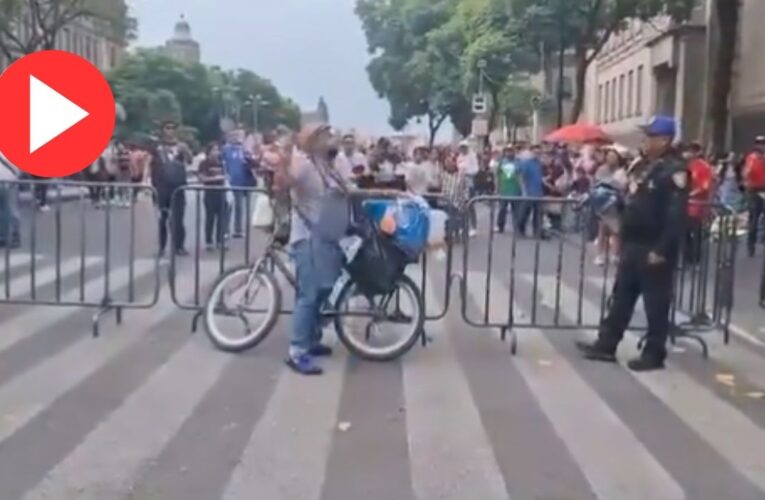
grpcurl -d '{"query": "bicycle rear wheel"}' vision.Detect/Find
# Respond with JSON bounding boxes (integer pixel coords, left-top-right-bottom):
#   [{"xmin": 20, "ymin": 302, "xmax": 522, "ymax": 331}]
[
  {"xmin": 204, "ymin": 264, "xmax": 281, "ymax": 353},
  {"xmin": 333, "ymin": 274, "xmax": 424, "ymax": 362}
]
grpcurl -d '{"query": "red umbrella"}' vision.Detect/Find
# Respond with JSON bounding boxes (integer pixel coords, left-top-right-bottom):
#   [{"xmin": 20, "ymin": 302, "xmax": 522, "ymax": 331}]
[{"xmin": 545, "ymin": 123, "xmax": 611, "ymax": 144}]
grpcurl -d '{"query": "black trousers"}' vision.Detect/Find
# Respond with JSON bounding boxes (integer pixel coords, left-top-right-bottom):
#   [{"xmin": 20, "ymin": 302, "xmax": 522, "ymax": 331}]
[
  {"xmin": 597, "ymin": 244, "xmax": 674, "ymax": 361},
  {"xmin": 34, "ymin": 182, "xmax": 48, "ymax": 207},
  {"xmin": 684, "ymin": 217, "xmax": 705, "ymax": 265},
  {"xmin": 158, "ymin": 192, "xmax": 186, "ymax": 253},
  {"xmin": 204, "ymin": 190, "xmax": 228, "ymax": 245},
  {"xmin": 747, "ymin": 191, "xmax": 764, "ymax": 254}
]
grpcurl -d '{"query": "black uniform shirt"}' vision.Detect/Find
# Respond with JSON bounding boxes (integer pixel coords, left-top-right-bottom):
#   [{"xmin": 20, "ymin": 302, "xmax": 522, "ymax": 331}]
[{"xmin": 620, "ymin": 152, "xmax": 689, "ymax": 260}]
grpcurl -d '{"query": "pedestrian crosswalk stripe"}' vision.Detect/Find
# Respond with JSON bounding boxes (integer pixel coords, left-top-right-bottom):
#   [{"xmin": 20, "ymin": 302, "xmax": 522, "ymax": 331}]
[
  {"xmin": 546, "ymin": 275, "xmax": 765, "ymax": 495},
  {"xmin": 222, "ymin": 342, "xmax": 346, "ymax": 500},
  {"xmin": 0, "ymin": 253, "xmax": 40, "ymax": 278},
  {"xmin": 473, "ymin": 272, "xmax": 685, "ymax": 500},
  {"xmin": 403, "ymin": 276, "xmax": 509, "ymax": 500},
  {"xmin": 0, "ymin": 254, "xmax": 97, "ymax": 300},
  {"xmin": 0, "ymin": 258, "xmax": 155, "ymax": 355},
  {"xmin": 0, "ymin": 261, "xmax": 202, "ymax": 445},
  {"xmin": 20, "ymin": 267, "xmax": 225, "ymax": 500},
  {"xmin": 585, "ymin": 275, "xmax": 765, "ymax": 395}
]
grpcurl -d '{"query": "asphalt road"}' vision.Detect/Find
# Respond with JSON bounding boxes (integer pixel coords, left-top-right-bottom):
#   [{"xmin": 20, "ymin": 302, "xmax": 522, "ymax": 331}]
[{"xmin": 0, "ymin": 191, "xmax": 764, "ymax": 499}]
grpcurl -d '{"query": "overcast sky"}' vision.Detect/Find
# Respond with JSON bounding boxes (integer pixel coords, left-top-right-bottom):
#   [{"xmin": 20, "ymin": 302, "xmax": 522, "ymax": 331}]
[{"xmin": 128, "ymin": 0, "xmax": 406, "ymax": 138}]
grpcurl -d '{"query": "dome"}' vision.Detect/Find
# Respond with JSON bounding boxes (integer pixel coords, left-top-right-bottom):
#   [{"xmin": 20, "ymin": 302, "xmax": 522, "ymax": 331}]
[{"xmin": 172, "ymin": 15, "xmax": 193, "ymax": 41}]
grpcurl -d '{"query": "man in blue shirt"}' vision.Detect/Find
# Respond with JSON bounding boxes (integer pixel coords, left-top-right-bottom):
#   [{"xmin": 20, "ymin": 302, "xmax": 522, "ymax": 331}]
[
  {"xmin": 222, "ymin": 131, "xmax": 256, "ymax": 238},
  {"xmin": 516, "ymin": 146, "xmax": 545, "ymax": 237}
]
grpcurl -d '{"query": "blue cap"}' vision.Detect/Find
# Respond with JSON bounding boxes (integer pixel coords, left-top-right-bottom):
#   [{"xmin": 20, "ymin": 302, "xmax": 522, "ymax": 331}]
[{"xmin": 640, "ymin": 116, "xmax": 676, "ymax": 138}]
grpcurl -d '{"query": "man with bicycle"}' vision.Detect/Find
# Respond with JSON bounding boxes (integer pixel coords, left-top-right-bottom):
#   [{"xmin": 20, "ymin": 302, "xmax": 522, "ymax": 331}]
[{"xmin": 274, "ymin": 123, "xmax": 349, "ymax": 375}]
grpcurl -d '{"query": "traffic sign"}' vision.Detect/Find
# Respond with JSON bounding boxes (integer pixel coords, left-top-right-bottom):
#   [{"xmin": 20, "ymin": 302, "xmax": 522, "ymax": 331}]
[
  {"xmin": 0, "ymin": 50, "xmax": 116, "ymax": 178},
  {"xmin": 472, "ymin": 94, "xmax": 487, "ymax": 114}
]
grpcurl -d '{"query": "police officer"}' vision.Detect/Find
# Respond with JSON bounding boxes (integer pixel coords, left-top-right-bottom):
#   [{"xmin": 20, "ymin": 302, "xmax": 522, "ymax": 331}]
[{"xmin": 576, "ymin": 116, "xmax": 688, "ymax": 371}]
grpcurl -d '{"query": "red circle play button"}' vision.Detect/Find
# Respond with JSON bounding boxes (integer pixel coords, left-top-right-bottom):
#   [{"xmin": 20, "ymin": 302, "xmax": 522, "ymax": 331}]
[{"xmin": 0, "ymin": 50, "xmax": 116, "ymax": 178}]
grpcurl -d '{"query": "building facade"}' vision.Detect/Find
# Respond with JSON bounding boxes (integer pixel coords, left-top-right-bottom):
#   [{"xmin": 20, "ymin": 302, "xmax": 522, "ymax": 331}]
[
  {"xmin": 164, "ymin": 15, "xmax": 201, "ymax": 65},
  {"xmin": 301, "ymin": 97, "xmax": 330, "ymax": 126},
  {"xmin": 0, "ymin": 13, "xmax": 125, "ymax": 73},
  {"xmin": 729, "ymin": 0, "xmax": 765, "ymax": 151},
  {"xmin": 583, "ymin": 8, "xmax": 707, "ymax": 149}
]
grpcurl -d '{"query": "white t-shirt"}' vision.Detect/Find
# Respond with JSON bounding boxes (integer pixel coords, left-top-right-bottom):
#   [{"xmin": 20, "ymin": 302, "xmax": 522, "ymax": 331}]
[
  {"xmin": 405, "ymin": 161, "xmax": 430, "ymax": 195},
  {"xmin": 458, "ymin": 151, "xmax": 480, "ymax": 176}
]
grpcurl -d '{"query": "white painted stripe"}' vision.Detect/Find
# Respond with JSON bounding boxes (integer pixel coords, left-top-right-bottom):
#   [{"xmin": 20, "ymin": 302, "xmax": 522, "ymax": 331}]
[
  {"xmin": 0, "ymin": 255, "xmax": 99, "ymax": 300},
  {"xmin": 0, "ymin": 264, "xmax": 211, "ymax": 445},
  {"xmin": 549, "ymin": 275, "xmax": 765, "ymax": 494},
  {"xmin": 223, "ymin": 344, "xmax": 345, "ymax": 500},
  {"xmin": 0, "ymin": 259, "xmax": 153, "ymax": 355},
  {"xmin": 404, "ymin": 272, "xmax": 509, "ymax": 500},
  {"xmin": 21, "ymin": 297, "xmax": 227, "ymax": 500},
  {"xmin": 586, "ymin": 275, "xmax": 765, "ymax": 397},
  {"xmin": 473, "ymin": 272, "xmax": 685, "ymax": 500},
  {"xmin": 0, "ymin": 253, "xmax": 38, "ymax": 276}
]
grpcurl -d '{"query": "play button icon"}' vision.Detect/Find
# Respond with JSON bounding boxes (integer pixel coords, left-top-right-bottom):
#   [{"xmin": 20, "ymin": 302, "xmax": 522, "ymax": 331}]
[
  {"xmin": 29, "ymin": 75, "xmax": 90, "ymax": 154},
  {"xmin": 0, "ymin": 50, "xmax": 116, "ymax": 178}
]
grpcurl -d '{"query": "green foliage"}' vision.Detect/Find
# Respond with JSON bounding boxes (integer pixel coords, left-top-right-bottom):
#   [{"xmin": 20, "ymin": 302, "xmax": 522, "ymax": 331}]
[
  {"xmin": 108, "ymin": 50, "xmax": 300, "ymax": 145},
  {"xmin": 514, "ymin": 0, "xmax": 698, "ymax": 122}
]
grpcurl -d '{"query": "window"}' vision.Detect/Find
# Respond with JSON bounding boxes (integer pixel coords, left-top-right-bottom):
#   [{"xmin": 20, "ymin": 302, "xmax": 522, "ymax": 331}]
[
  {"xmin": 611, "ymin": 78, "xmax": 617, "ymax": 122},
  {"xmin": 110, "ymin": 45, "xmax": 119, "ymax": 68},
  {"xmin": 604, "ymin": 81, "xmax": 610, "ymax": 123},
  {"xmin": 597, "ymin": 84, "xmax": 603, "ymax": 123},
  {"xmin": 627, "ymin": 70, "xmax": 634, "ymax": 118},
  {"xmin": 62, "ymin": 28, "xmax": 71, "ymax": 52},
  {"xmin": 636, "ymin": 65, "xmax": 644, "ymax": 115},
  {"xmin": 619, "ymin": 74, "xmax": 625, "ymax": 120}
]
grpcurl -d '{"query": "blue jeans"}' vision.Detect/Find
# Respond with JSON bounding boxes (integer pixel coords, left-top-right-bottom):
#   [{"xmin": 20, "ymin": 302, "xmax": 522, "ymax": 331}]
[
  {"xmin": 290, "ymin": 238, "xmax": 344, "ymax": 356},
  {"xmin": 232, "ymin": 191, "xmax": 249, "ymax": 236}
]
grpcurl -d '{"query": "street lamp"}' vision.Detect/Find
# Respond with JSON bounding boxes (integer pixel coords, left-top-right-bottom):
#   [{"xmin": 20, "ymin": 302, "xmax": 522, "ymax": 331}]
[{"xmin": 246, "ymin": 94, "xmax": 270, "ymax": 131}]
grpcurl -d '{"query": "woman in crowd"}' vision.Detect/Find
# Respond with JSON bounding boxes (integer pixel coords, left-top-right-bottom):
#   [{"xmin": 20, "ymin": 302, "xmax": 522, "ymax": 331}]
[
  {"xmin": 593, "ymin": 148, "xmax": 627, "ymax": 265},
  {"xmin": 198, "ymin": 142, "xmax": 229, "ymax": 250}
]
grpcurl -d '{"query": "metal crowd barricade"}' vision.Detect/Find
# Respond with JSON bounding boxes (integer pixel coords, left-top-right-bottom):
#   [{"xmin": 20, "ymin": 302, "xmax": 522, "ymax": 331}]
[
  {"xmin": 167, "ymin": 184, "xmax": 270, "ymax": 331},
  {"xmin": 0, "ymin": 179, "xmax": 162, "ymax": 337},
  {"xmin": 171, "ymin": 185, "xmax": 460, "ymax": 343},
  {"xmin": 460, "ymin": 196, "xmax": 740, "ymax": 357}
]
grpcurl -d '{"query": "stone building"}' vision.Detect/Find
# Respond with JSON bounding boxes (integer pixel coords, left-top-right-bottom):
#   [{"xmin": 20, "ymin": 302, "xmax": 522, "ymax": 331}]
[
  {"xmin": 301, "ymin": 97, "xmax": 330, "ymax": 126},
  {"xmin": 0, "ymin": 9, "xmax": 126, "ymax": 72},
  {"xmin": 728, "ymin": 0, "xmax": 765, "ymax": 151},
  {"xmin": 164, "ymin": 15, "xmax": 201, "ymax": 64},
  {"xmin": 583, "ymin": 7, "xmax": 707, "ymax": 148}
]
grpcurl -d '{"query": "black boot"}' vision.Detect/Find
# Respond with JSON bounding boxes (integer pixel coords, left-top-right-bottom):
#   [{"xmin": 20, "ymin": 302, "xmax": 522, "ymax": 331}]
[
  {"xmin": 575, "ymin": 340, "xmax": 617, "ymax": 363},
  {"xmin": 627, "ymin": 356, "xmax": 665, "ymax": 372}
]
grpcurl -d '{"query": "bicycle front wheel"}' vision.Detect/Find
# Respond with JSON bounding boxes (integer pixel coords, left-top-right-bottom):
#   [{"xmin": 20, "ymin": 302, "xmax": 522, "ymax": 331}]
[
  {"xmin": 333, "ymin": 274, "xmax": 424, "ymax": 362},
  {"xmin": 204, "ymin": 264, "xmax": 282, "ymax": 353}
]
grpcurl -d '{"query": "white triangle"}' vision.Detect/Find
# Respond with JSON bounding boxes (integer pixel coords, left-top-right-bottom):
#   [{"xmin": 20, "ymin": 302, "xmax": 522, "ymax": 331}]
[{"xmin": 29, "ymin": 75, "xmax": 90, "ymax": 154}]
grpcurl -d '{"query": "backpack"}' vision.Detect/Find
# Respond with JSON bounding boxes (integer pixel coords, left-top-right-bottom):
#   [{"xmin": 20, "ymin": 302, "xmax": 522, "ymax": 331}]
[
  {"xmin": 745, "ymin": 151, "xmax": 765, "ymax": 190},
  {"xmin": 159, "ymin": 146, "xmax": 188, "ymax": 188}
]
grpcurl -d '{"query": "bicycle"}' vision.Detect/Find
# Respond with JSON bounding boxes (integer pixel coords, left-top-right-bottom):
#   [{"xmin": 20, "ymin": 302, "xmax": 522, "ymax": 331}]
[{"xmin": 202, "ymin": 232, "xmax": 425, "ymax": 362}]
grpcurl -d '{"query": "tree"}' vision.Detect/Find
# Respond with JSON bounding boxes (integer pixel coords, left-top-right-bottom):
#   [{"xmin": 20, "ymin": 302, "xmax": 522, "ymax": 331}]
[
  {"xmin": 515, "ymin": 0, "xmax": 697, "ymax": 123},
  {"xmin": 707, "ymin": 0, "xmax": 740, "ymax": 154},
  {"xmin": 452, "ymin": 0, "xmax": 537, "ymax": 130},
  {"xmin": 357, "ymin": 0, "xmax": 470, "ymax": 145},
  {"xmin": 0, "ymin": 0, "xmax": 134, "ymax": 62},
  {"xmin": 109, "ymin": 50, "xmax": 301, "ymax": 144},
  {"xmin": 499, "ymin": 78, "xmax": 540, "ymax": 141}
]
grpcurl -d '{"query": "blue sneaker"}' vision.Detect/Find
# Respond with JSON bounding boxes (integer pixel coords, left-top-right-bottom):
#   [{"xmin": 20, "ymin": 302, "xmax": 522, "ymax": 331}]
[
  {"xmin": 285, "ymin": 354, "xmax": 323, "ymax": 376},
  {"xmin": 309, "ymin": 344, "xmax": 333, "ymax": 357}
]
